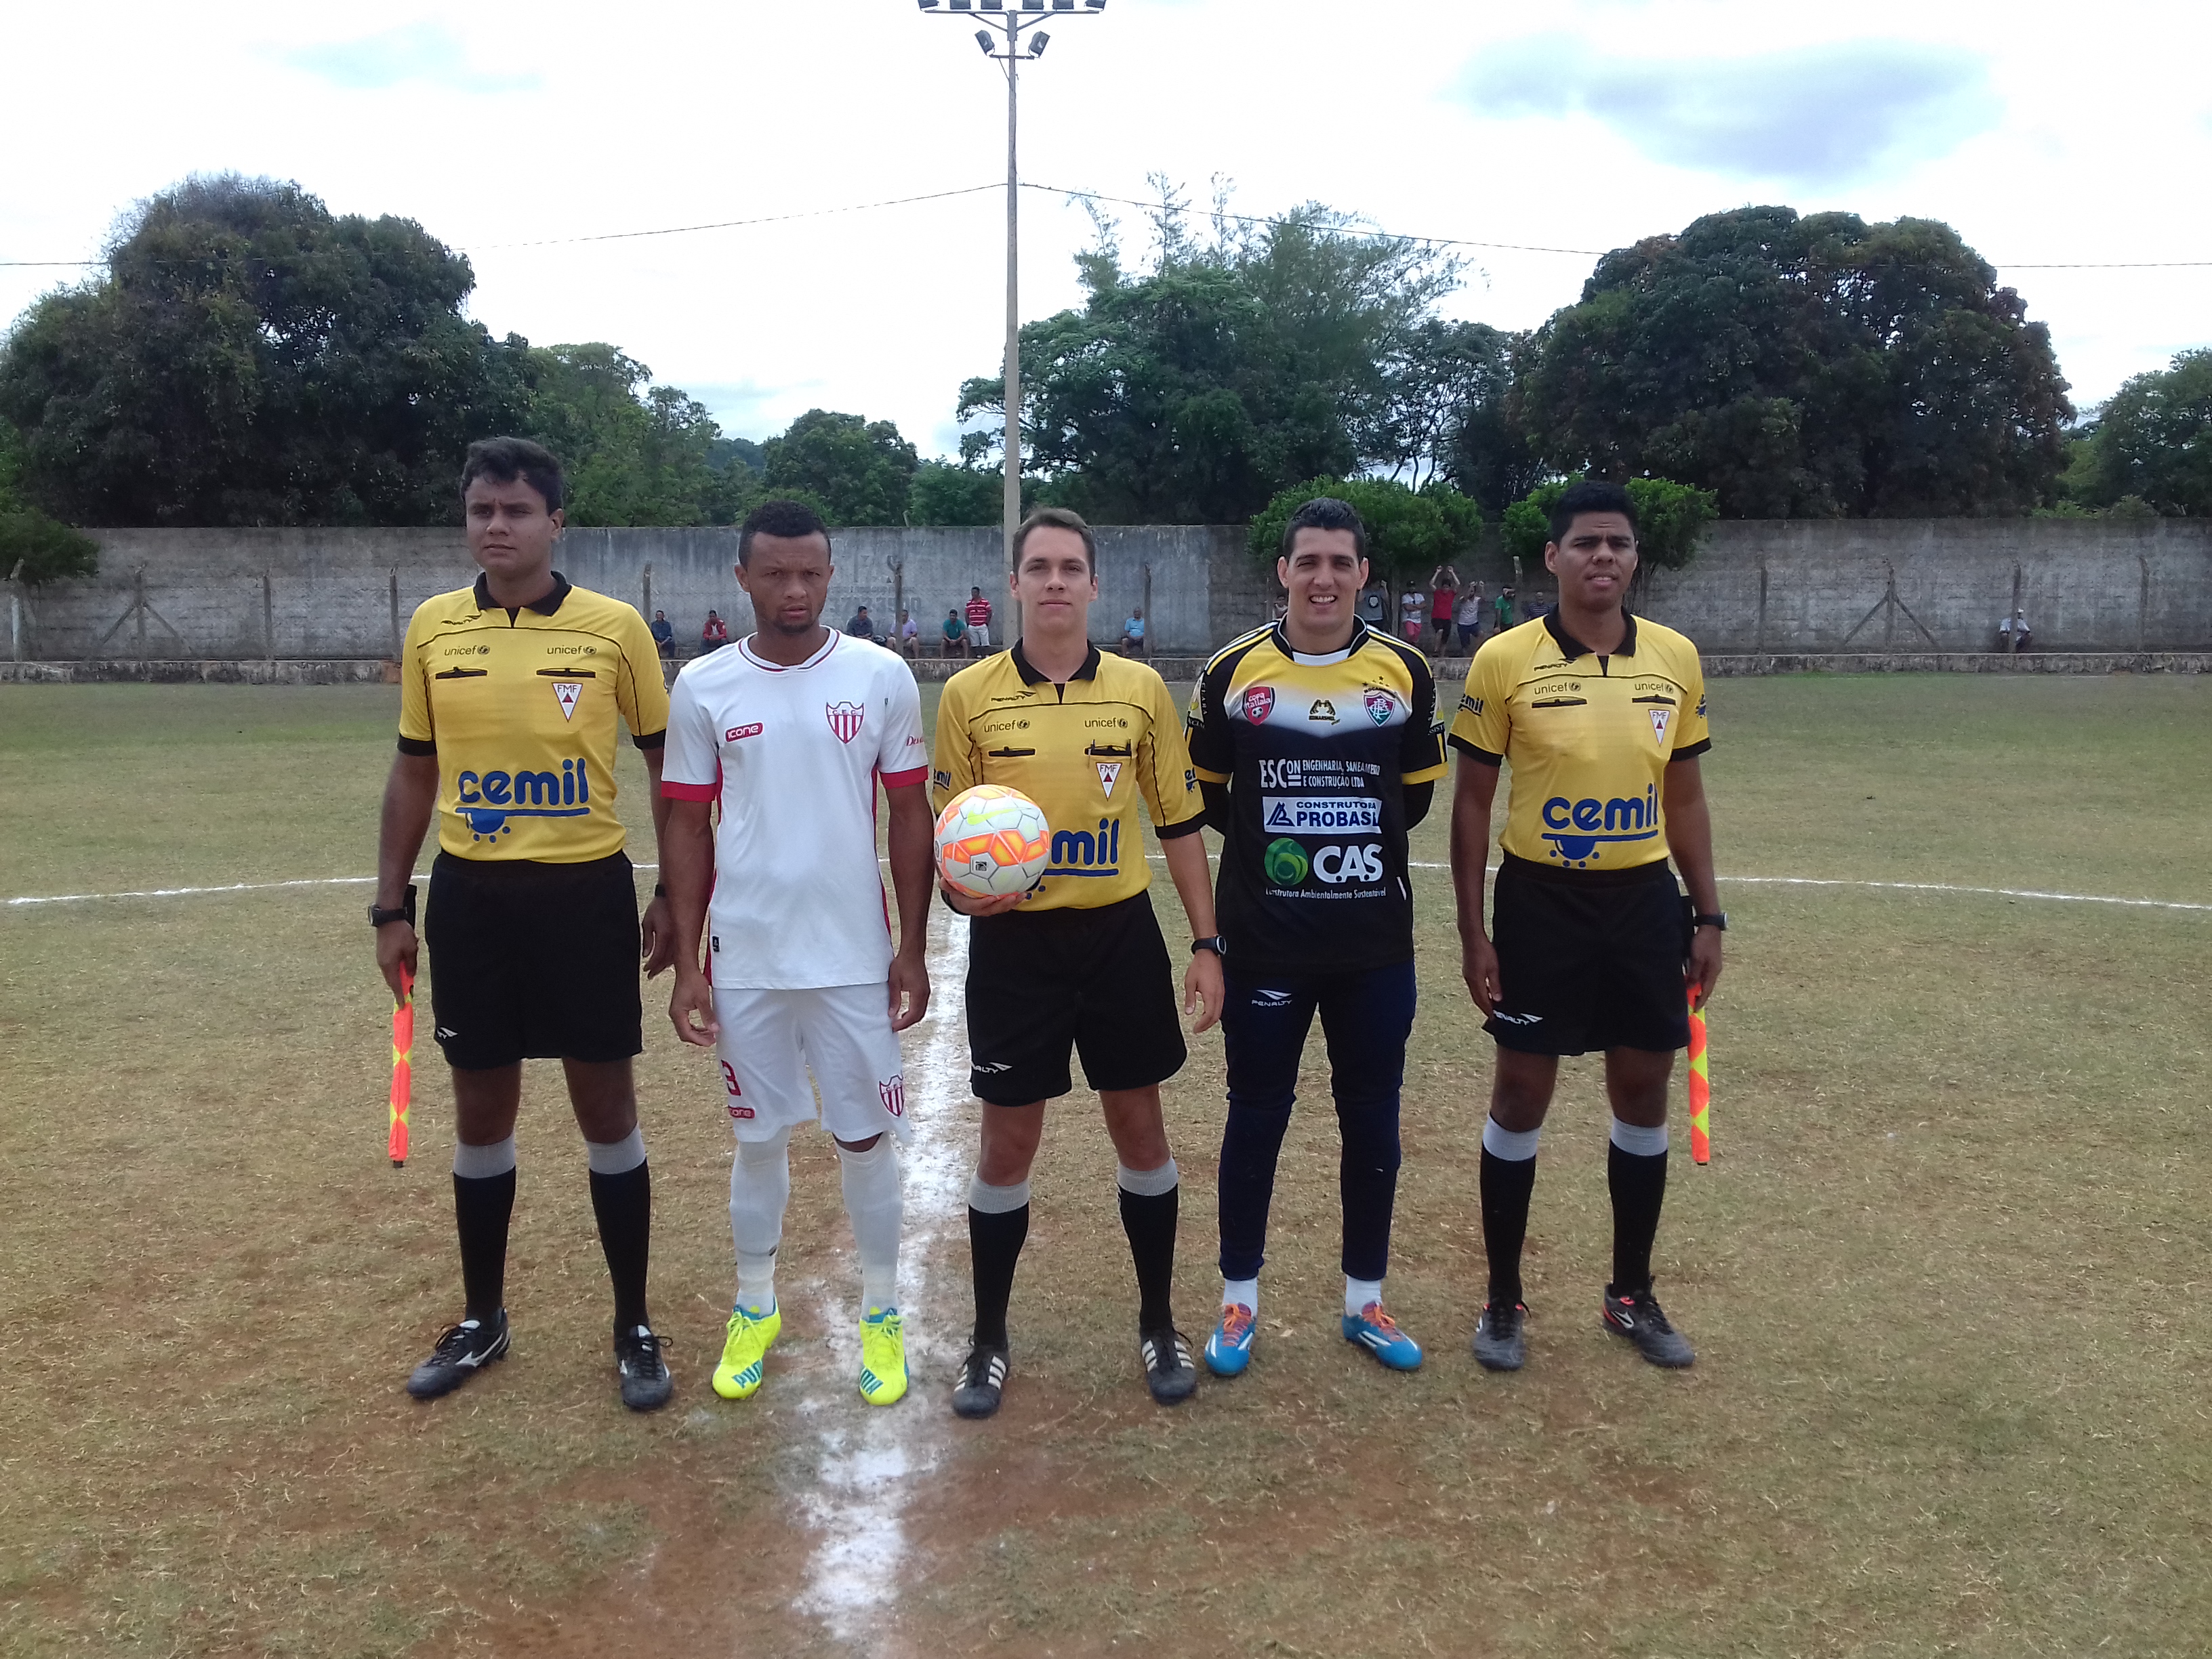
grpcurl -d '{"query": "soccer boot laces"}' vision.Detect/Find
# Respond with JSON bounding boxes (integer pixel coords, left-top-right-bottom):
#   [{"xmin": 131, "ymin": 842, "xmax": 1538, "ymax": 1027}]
[
  {"xmin": 1204, "ymin": 1303, "xmax": 1257, "ymax": 1378},
  {"xmin": 1601, "ymin": 1283, "xmax": 1695, "ymax": 1368},
  {"xmin": 1472, "ymin": 1300, "xmax": 1528, "ymax": 1372},
  {"xmin": 615, "ymin": 1324, "xmax": 674, "ymax": 1412},
  {"xmin": 859, "ymin": 1308, "xmax": 908, "ymax": 1407},
  {"xmin": 713, "ymin": 1303, "xmax": 783, "ymax": 1400},
  {"xmin": 1343, "ymin": 1302, "xmax": 1424, "ymax": 1371},
  {"xmin": 406, "ymin": 1311, "xmax": 510, "ymax": 1399},
  {"xmin": 952, "ymin": 1341, "xmax": 1010, "ymax": 1419},
  {"xmin": 1139, "ymin": 1325, "xmax": 1199, "ymax": 1405}
]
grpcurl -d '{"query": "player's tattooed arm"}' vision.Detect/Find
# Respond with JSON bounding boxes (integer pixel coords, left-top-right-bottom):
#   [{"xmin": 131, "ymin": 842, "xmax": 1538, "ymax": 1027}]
[
  {"xmin": 662, "ymin": 798, "xmax": 720, "ymax": 1047},
  {"xmin": 1450, "ymin": 755, "xmax": 1502, "ymax": 1017}
]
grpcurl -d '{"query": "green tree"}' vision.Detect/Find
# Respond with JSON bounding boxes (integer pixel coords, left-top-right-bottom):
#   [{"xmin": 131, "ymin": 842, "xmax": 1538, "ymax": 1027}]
[
  {"xmin": 0, "ymin": 174, "xmax": 527, "ymax": 526},
  {"xmin": 1515, "ymin": 206, "xmax": 2072, "ymax": 518},
  {"xmin": 0, "ymin": 510, "xmax": 98, "ymax": 586},
  {"xmin": 1499, "ymin": 476, "xmax": 1717, "ymax": 571},
  {"xmin": 2069, "ymin": 350, "xmax": 2212, "ymax": 516},
  {"xmin": 516, "ymin": 344, "xmax": 743, "ymax": 526},
  {"xmin": 960, "ymin": 184, "xmax": 1460, "ymax": 523},
  {"xmin": 907, "ymin": 460, "xmax": 1001, "ymax": 526},
  {"xmin": 1370, "ymin": 318, "xmax": 1517, "ymax": 492},
  {"xmin": 762, "ymin": 409, "xmax": 918, "ymax": 525},
  {"xmin": 1248, "ymin": 476, "xmax": 1483, "ymax": 583}
]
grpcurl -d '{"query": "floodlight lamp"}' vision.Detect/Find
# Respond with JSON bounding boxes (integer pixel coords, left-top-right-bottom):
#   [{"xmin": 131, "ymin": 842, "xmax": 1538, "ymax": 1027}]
[
  {"xmin": 916, "ymin": 0, "xmax": 939, "ymax": 9},
  {"xmin": 980, "ymin": 0, "xmax": 1003, "ymax": 10},
  {"xmin": 975, "ymin": 28, "xmax": 994, "ymax": 51},
  {"xmin": 1084, "ymin": 0, "xmax": 1106, "ymax": 9},
  {"xmin": 1052, "ymin": 0, "xmax": 1076, "ymax": 9},
  {"xmin": 1024, "ymin": 0, "xmax": 1047, "ymax": 9},
  {"xmin": 1029, "ymin": 30, "xmax": 1049, "ymax": 54}
]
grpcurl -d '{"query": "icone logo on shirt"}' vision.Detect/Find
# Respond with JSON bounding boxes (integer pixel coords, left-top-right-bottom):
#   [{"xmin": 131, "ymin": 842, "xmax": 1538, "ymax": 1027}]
[
  {"xmin": 726, "ymin": 722, "xmax": 764, "ymax": 741},
  {"xmin": 1540, "ymin": 785, "xmax": 1660, "ymax": 863},
  {"xmin": 453, "ymin": 758, "xmax": 591, "ymax": 840}
]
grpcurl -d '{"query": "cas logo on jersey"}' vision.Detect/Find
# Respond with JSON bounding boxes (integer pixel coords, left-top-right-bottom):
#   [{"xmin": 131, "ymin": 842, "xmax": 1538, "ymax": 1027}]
[
  {"xmin": 1242, "ymin": 685, "xmax": 1275, "ymax": 724},
  {"xmin": 826, "ymin": 701, "xmax": 865, "ymax": 743},
  {"xmin": 1362, "ymin": 685, "xmax": 1397, "ymax": 725}
]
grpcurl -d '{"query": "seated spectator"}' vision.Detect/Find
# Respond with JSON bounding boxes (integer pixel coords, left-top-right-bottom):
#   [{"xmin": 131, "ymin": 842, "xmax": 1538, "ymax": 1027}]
[
  {"xmin": 700, "ymin": 609, "xmax": 729, "ymax": 653},
  {"xmin": 941, "ymin": 607, "xmax": 967, "ymax": 657},
  {"xmin": 897, "ymin": 607, "xmax": 921, "ymax": 659},
  {"xmin": 1998, "ymin": 610, "xmax": 2032, "ymax": 652},
  {"xmin": 649, "ymin": 609, "xmax": 675, "ymax": 659},
  {"xmin": 1118, "ymin": 607, "xmax": 1147, "ymax": 655},
  {"xmin": 845, "ymin": 604, "xmax": 882, "ymax": 643}
]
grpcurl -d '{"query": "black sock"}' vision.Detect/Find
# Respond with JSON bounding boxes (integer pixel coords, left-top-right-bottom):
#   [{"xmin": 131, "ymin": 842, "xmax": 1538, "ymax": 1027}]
[
  {"xmin": 968, "ymin": 1203, "xmax": 1030, "ymax": 1350},
  {"xmin": 1118, "ymin": 1184, "xmax": 1179, "ymax": 1331},
  {"xmin": 453, "ymin": 1168, "xmax": 516, "ymax": 1324},
  {"xmin": 1478, "ymin": 1147, "xmax": 1537, "ymax": 1307},
  {"xmin": 588, "ymin": 1161, "xmax": 653, "ymax": 1330},
  {"xmin": 1607, "ymin": 1143, "xmax": 1668, "ymax": 1295}
]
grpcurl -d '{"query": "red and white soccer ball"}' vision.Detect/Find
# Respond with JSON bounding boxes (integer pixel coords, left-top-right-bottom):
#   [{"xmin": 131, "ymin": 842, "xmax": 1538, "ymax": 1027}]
[{"xmin": 934, "ymin": 785, "xmax": 1051, "ymax": 899}]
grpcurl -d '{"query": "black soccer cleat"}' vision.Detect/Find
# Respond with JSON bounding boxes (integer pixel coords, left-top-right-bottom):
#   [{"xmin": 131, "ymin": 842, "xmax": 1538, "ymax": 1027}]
[
  {"xmin": 952, "ymin": 1342, "xmax": 1010, "ymax": 1419},
  {"xmin": 1472, "ymin": 1300, "xmax": 1528, "ymax": 1372},
  {"xmin": 1139, "ymin": 1325, "xmax": 1198, "ymax": 1406},
  {"xmin": 615, "ymin": 1324, "xmax": 674, "ymax": 1412},
  {"xmin": 1601, "ymin": 1284, "xmax": 1695, "ymax": 1368},
  {"xmin": 407, "ymin": 1311, "xmax": 510, "ymax": 1399}
]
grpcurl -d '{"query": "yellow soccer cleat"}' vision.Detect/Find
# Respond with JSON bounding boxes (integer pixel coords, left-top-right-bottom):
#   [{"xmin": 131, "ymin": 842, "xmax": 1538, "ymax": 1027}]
[
  {"xmin": 712, "ymin": 1303, "xmax": 781, "ymax": 1400},
  {"xmin": 858, "ymin": 1307, "xmax": 907, "ymax": 1407}
]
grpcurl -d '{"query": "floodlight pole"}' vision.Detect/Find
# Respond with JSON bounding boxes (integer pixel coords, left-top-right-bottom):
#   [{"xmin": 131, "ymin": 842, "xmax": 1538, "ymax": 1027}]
[{"xmin": 920, "ymin": 1, "xmax": 1105, "ymax": 645}]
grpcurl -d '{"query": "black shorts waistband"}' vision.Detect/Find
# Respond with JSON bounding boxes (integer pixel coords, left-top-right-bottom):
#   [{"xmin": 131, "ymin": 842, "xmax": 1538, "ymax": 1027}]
[
  {"xmin": 1498, "ymin": 851, "xmax": 1675, "ymax": 889},
  {"xmin": 974, "ymin": 888, "xmax": 1155, "ymax": 932},
  {"xmin": 433, "ymin": 850, "xmax": 633, "ymax": 882}
]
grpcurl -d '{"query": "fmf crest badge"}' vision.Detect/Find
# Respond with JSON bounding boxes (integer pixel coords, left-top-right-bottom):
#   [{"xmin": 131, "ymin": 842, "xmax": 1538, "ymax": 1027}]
[
  {"xmin": 1649, "ymin": 707, "xmax": 1672, "ymax": 743},
  {"xmin": 552, "ymin": 682, "xmax": 583, "ymax": 720},
  {"xmin": 1097, "ymin": 760, "xmax": 1123, "ymax": 798}
]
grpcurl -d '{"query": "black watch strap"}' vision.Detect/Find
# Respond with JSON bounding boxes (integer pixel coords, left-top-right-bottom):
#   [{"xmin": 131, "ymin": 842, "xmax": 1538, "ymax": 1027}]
[
  {"xmin": 1191, "ymin": 935, "xmax": 1226, "ymax": 956},
  {"xmin": 1692, "ymin": 912, "xmax": 1727, "ymax": 932},
  {"xmin": 370, "ymin": 884, "xmax": 417, "ymax": 928}
]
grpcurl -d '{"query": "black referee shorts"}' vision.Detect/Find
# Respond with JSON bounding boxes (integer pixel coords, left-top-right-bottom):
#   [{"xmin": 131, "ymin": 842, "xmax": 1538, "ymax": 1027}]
[
  {"xmin": 965, "ymin": 890, "xmax": 1187, "ymax": 1105},
  {"xmin": 1487, "ymin": 853, "xmax": 1691, "ymax": 1057},
  {"xmin": 424, "ymin": 851, "xmax": 644, "ymax": 1070}
]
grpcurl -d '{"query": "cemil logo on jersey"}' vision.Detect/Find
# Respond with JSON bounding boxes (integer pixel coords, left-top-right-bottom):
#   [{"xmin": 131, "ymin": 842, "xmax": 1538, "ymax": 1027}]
[
  {"xmin": 1048, "ymin": 818, "xmax": 1122, "ymax": 877},
  {"xmin": 1243, "ymin": 685, "xmax": 1275, "ymax": 724},
  {"xmin": 1540, "ymin": 783, "xmax": 1660, "ymax": 865},
  {"xmin": 453, "ymin": 758, "xmax": 592, "ymax": 840},
  {"xmin": 826, "ymin": 701, "xmax": 865, "ymax": 743}
]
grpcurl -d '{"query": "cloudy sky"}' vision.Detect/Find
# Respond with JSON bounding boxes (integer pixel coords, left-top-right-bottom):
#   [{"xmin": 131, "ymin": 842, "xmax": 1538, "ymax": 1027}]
[{"xmin": 4, "ymin": 0, "xmax": 2207, "ymax": 459}]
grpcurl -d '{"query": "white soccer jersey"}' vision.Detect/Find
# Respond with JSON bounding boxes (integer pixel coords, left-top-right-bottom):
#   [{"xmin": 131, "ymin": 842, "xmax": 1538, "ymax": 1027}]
[{"xmin": 663, "ymin": 630, "xmax": 929, "ymax": 989}]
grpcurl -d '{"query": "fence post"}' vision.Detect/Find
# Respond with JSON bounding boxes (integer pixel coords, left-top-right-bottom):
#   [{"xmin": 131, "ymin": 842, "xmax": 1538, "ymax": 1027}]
[
  {"xmin": 1755, "ymin": 559, "xmax": 1769, "ymax": 653},
  {"xmin": 1883, "ymin": 563, "xmax": 1896, "ymax": 653},
  {"xmin": 891, "ymin": 556, "xmax": 904, "ymax": 638},
  {"xmin": 642, "ymin": 562, "xmax": 653, "ymax": 624},
  {"xmin": 1141, "ymin": 562, "xmax": 1153, "ymax": 657},
  {"xmin": 7, "ymin": 559, "xmax": 22, "ymax": 663},
  {"xmin": 2138, "ymin": 554, "xmax": 2150, "ymax": 653},
  {"xmin": 388, "ymin": 568, "xmax": 401, "ymax": 659},
  {"xmin": 135, "ymin": 567, "xmax": 148, "ymax": 657},
  {"xmin": 264, "ymin": 571, "xmax": 276, "ymax": 660},
  {"xmin": 2008, "ymin": 563, "xmax": 2023, "ymax": 657}
]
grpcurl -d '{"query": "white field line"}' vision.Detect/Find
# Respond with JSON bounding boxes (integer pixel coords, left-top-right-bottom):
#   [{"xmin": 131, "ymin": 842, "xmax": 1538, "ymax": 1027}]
[
  {"xmin": 9, "ymin": 860, "xmax": 2209, "ymax": 916},
  {"xmin": 792, "ymin": 905, "xmax": 970, "ymax": 1652}
]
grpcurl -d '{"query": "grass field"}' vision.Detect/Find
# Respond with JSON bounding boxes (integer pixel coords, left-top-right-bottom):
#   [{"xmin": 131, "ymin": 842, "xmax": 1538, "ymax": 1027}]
[{"xmin": 3, "ymin": 674, "xmax": 2209, "ymax": 1658}]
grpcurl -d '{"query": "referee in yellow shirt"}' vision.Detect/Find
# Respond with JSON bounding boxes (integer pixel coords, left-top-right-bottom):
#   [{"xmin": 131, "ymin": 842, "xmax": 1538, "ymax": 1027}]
[
  {"xmin": 1448, "ymin": 480, "xmax": 1725, "ymax": 1372},
  {"xmin": 932, "ymin": 508, "xmax": 1225, "ymax": 1416},
  {"xmin": 373, "ymin": 438, "xmax": 678, "ymax": 1410}
]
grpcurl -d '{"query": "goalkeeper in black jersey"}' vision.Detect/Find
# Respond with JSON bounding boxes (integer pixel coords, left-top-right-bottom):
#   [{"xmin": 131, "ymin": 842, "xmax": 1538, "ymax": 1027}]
[{"xmin": 1185, "ymin": 497, "xmax": 1448, "ymax": 1377}]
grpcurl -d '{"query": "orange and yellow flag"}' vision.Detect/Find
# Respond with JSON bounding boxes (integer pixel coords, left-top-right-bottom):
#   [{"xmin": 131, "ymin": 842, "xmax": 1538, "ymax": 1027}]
[{"xmin": 388, "ymin": 966, "xmax": 415, "ymax": 1167}]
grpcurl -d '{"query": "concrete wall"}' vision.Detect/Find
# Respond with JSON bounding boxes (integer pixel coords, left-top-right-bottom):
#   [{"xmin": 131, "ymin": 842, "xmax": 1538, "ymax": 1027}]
[{"xmin": 7, "ymin": 517, "xmax": 2208, "ymax": 661}]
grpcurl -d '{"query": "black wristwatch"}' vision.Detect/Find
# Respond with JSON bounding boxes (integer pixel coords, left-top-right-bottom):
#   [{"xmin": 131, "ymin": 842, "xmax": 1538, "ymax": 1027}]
[
  {"xmin": 1191, "ymin": 935, "xmax": 1226, "ymax": 957},
  {"xmin": 1691, "ymin": 912, "xmax": 1728, "ymax": 932},
  {"xmin": 369, "ymin": 884, "xmax": 417, "ymax": 928},
  {"xmin": 653, "ymin": 882, "xmax": 668, "ymax": 898}
]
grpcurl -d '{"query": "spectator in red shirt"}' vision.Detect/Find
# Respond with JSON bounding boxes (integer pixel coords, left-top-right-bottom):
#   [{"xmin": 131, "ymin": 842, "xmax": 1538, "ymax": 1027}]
[
  {"xmin": 1429, "ymin": 565, "xmax": 1460, "ymax": 652},
  {"xmin": 964, "ymin": 587, "xmax": 994, "ymax": 653},
  {"xmin": 700, "ymin": 610, "xmax": 729, "ymax": 654}
]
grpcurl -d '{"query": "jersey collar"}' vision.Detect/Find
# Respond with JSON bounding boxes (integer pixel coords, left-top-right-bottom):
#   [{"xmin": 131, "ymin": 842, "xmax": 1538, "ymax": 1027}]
[
  {"xmin": 1543, "ymin": 607, "xmax": 1638, "ymax": 660},
  {"xmin": 739, "ymin": 628, "xmax": 839, "ymax": 672},
  {"xmin": 1269, "ymin": 617, "xmax": 1372, "ymax": 667},
  {"xmin": 472, "ymin": 569, "xmax": 572, "ymax": 615},
  {"xmin": 1012, "ymin": 638, "xmax": 1101, "ymax": 685}
]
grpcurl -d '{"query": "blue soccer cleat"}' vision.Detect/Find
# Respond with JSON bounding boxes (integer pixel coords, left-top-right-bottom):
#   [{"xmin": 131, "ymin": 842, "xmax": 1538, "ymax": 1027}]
[
  {"xmin": 1204, "ymin": 1303, "xmax": 1256, "ymax": 1377},
  {"xmin": 1343, "ymin": 1302, "xmax": 1424, "ymax": 1371}
]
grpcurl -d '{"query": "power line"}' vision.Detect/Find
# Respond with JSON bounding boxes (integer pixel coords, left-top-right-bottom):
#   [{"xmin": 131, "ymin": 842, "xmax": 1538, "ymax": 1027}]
[
  {"xmin": 1024, "ymin": 181, "xmax": 1606, "ymax": 257},
  {"xmin": 476, "ymin": 182, "xmax": 1006, "ymax": 250}
]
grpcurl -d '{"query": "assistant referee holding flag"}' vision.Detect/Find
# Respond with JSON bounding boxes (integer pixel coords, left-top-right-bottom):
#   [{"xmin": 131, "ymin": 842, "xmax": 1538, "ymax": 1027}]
[
  {"xmin": 1448, "ymin": 479, "xmax": 1725, "ymax": 1372},
  {"xmin": 933, "ymin": 508, "xmax": 1225, "ymax": 1417},
  {"xmin": 373, "ymin": 437, "xmax": 678, "ymax": 1410}
]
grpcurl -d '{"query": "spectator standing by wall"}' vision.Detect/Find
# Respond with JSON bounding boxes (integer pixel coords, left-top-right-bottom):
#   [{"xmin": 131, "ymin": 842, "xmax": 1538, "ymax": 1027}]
[
  {"xmin": 1359, "ymin": 581, "xmax": 1389, "ymax": 632},
  {"xmin": 1494, "ymin": 587, "xmax": 1517, "ymax": 634},
  {"xmin": 1430, "ymin": 566, "xmax": 1460, "ymax": 652},
  {"xmin": 965, "ymin": 586, "xmax": 995, "ymax": 654},
  {"xmin": 1456, "ymin": 584, "xmax": 1486, "ymax": 653},
  {"xmin": 1400, "ymin": 587, "xmax": 1426, "ymax": 644},
  {"xmin": 701, "ymin": 610, "xmax": 730, "ymax": 654}
]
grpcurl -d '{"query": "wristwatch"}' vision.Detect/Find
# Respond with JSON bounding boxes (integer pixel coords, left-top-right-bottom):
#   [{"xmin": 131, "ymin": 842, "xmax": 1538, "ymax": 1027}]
[
  {"xmin": 369, "ymin": 884, "xmax": 417, "ymax": 928},
  {"xmin": 1690, "ymin": 912, "xmax": 1728, "ymax": 932},
  {"xmin": 1190, "ymin": 935, "xmax": 1227, "ymax": 957}
]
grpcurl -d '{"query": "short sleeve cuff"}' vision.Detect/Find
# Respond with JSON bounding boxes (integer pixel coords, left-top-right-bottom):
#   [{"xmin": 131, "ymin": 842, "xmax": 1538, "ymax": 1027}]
[
  {"xmin": 1447, "ymin": 735, "xmax": 1503, "ymax": 765},
  {"xmin": 632, "ymin": 729, "xmax": 667, "ymax": 750},
  {"xmin": 1191, "ymin": 766, "xmax": 1231, "ymax": 785},
  {"xmin": 1156, "ymin": 815, "xmax": 1208, "ymax": 840},
  {"xmin": 1401, "ymin": 762, "xmax": 1449, "ymax": 785},
  {"xmin": 880, "ymin": 765, "xmax": 929, "ymax": 788},
  {"xmin": 396, "ymin": 735, "xmax": 436, "ymax": 757},
  {"xmin": 1668, "ymin": 737, "xmax": 1712, "ymax": 762},
  {"xmin": 660, "ymin": 780, "xmax": 718, "ymax": 801}
]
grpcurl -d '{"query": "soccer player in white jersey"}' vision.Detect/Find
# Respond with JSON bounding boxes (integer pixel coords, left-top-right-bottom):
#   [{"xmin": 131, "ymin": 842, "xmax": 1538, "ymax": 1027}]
[{"xmin": 661, "ymin": 499, "xmax": 936, "ymax": 1407}]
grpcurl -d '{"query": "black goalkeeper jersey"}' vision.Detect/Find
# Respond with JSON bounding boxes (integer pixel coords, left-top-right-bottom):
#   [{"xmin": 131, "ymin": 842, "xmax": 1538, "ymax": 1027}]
[{"xmin": 1185, "ymin": 621, "xmax": 1448, "ymax": 975}]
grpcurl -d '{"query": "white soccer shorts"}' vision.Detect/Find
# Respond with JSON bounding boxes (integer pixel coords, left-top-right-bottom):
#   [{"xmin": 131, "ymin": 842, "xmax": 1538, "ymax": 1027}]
[
  {"xmin": 966, "ymin": 625, "xmax": 991, "ymax": 650},
  {"xmin": 711, "ymin": 983, "xmax": 911, "ymax": 1145}
]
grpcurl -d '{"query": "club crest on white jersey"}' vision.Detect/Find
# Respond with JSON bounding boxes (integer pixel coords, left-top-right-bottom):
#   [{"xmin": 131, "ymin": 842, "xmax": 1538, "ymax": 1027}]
[{"xmin": 826, "ymin": 701, "xmax": 866, "ymax": 743}]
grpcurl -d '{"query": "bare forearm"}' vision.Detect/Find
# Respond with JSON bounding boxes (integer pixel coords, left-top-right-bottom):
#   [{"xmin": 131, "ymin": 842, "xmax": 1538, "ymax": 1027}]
[
  {"xmin": 1161, "ymin": 832, "xmax": 1218, "ymax": 937},
  {"xmin": 1449, "ymin": 766, "xmax": 1498, "ymax": 942},
  {"xmin": 1666, "ymin": 784, "xmax": 1720, "ymax": 915},
  {"xmin": 886, "ymin": 793, "xmax": 934, "ymax": 956},
  {"xmin": 376, "ymin": 756, "xmax": 440, "ymax": 907},
  {"xmin": 643, "ymin": 749, "xmax": 672, "ymax": 866},
  {"xmin": 662, "ymin": 802, "xmax": 716, "ymax": 970}
]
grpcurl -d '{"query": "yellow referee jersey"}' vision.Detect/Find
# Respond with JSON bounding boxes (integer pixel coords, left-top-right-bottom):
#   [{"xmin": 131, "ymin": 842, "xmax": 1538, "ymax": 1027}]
[
  {"xmin": 932, "ymin": 642, "xmax": 1204, "ymax": 911},
  {"xmin": 398, "ymin": 572, "xmax": 670, "ymax": 863},
  {"xmin": 1448, "ymin": 610, "xmax": 1709, "ymax": 872}
]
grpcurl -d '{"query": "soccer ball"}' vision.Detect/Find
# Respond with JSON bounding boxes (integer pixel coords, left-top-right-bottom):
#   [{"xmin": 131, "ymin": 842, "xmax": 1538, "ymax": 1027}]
[{"xmin": 935, "ymin": 785, "xmax": 1051, "ymax": 899}]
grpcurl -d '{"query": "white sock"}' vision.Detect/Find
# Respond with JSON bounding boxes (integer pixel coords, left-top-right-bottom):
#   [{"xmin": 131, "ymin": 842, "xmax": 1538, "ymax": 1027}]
[
  {"xmin": 1345, "ymin": 1276, "xmax": 1384, "ymax": 1317},
  {"xmin": 730, "ymin": 1128, "xmax": 792, "ymax": 1314},
  {"xmin": 837, "ymin": 1136, "xmax": 903, "ymax": 1315},
  {"xmin": 1222, "ymin": 1277, "xmax": 1258, "ymax": 1314}
]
